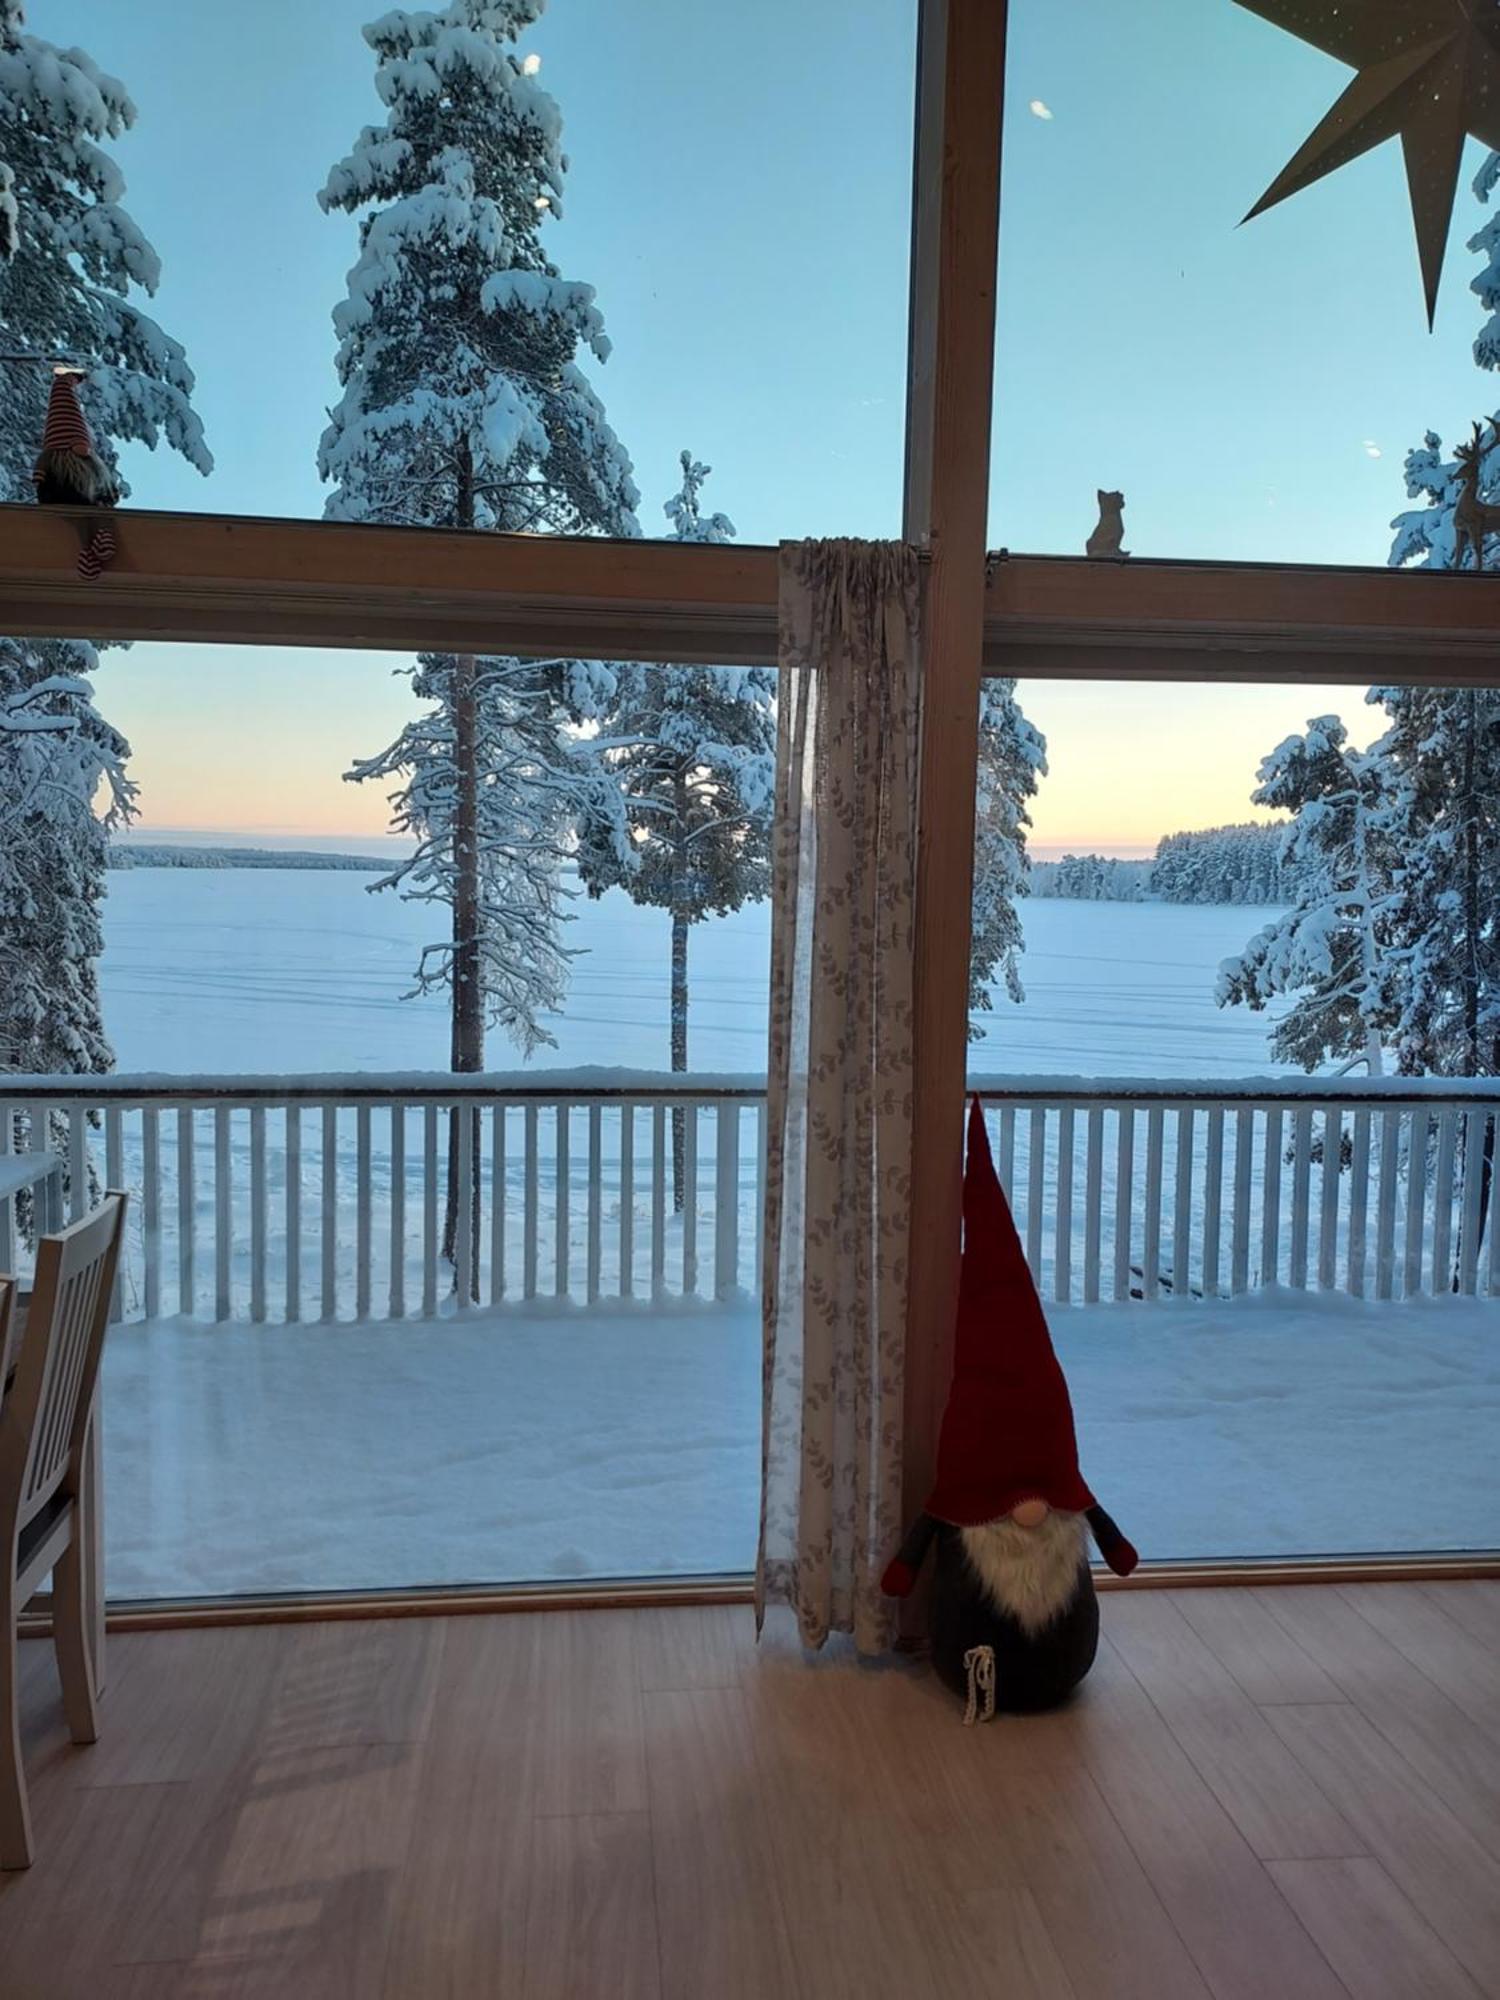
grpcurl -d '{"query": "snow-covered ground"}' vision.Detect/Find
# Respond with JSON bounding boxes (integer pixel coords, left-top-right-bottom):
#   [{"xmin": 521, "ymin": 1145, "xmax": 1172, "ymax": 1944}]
[
  {"xmin": 100, "ymin": 1289, "xmax": 1500, "ymax": 1598},
  {"xmin": 99, "ymin": 868, "xmax": 1296, "ymax": 1079}
]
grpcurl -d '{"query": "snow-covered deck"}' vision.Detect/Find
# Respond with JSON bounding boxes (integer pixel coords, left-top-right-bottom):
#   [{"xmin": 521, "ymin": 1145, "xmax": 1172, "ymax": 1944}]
[{"xmin": 99, "ymin": 1288, "xmax": 1500, "ymax": 1600}]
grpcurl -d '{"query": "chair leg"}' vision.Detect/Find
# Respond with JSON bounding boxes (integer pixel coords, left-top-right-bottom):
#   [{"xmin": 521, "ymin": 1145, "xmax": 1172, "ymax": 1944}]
[
  {"xmin": 53, "ymin": 1530, "xmax": 99, "ymax": 1747},
  {"xmin": 1, "ymin": 1580, "xmax": 34, "ymax": 1870},
  {"xmin": 82, "ymin": 1410, "xmax": 105, "ymax": 1699}
]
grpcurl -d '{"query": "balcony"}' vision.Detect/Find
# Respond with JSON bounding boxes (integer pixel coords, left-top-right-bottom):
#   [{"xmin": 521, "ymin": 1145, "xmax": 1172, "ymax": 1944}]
[{"xmin": 4, "ymin": 1071, "xmax": 1498, "ymax": 1600}]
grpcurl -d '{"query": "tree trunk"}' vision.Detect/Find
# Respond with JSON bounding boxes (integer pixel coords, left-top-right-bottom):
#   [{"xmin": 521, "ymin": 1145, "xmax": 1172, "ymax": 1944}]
[
  {"xmin": 670, "ymin": 784, "xmax": 690, "ymax": 1213},
  {"xmin": 443, "ymin": 448, "xmax": 482, "ymax": 1297},
  {"xmin": 1452, "ymin": 691, "xmax": 1483, "ymax": 1289},
  {"xmin": 671, "ymin": 903, "xmax": 689, "ymax": 1213},
  {"xmin": 444, "ymin": 645, "xmax": 484, "ymax": 1297}
]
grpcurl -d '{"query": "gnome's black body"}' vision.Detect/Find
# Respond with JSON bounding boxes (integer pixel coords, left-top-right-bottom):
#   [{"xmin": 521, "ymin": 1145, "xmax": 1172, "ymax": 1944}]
[{"xmin": 883, "ymin": 1101, "xmax": 1138, "ymax": 1719}]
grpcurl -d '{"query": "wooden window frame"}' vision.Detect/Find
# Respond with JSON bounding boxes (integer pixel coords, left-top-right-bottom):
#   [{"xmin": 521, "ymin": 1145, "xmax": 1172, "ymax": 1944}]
[{"xmin": 3, "ymin": 0, "xmax": 1499, "ymax": 1537}]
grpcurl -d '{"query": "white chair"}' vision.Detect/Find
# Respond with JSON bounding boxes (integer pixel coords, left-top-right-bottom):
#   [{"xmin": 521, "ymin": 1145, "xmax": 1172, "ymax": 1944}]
[{"xmin": 1, "ymin": 1192, "xmax": 127, "ymax": 1869}]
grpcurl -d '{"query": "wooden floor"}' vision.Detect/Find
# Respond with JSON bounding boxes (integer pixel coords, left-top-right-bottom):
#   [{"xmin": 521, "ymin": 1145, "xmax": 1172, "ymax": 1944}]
[{"xmin": 4, "ymin": 1585, "xmax": 1500, "ymax": 1998}]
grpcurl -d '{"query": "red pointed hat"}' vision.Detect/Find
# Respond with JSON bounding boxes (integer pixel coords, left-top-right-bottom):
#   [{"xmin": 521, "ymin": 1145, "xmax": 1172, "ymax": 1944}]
[
  {"xmin": 926, "ymin": 1098, "xmax": 1097, "ymax": 1527},
  {"xmin": 39, "ymin": 368, "xmax": 96, "ymax": 456}
]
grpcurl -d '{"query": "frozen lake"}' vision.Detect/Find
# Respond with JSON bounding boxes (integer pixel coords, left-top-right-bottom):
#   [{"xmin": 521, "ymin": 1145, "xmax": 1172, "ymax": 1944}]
[{"xmin": 99, "ymin": 869, "xmax": 1298, "ymax": 1080}]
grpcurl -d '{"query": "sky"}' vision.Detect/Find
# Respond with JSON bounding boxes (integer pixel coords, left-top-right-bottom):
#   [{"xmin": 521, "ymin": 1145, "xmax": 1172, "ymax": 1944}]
[{"xmin": 18, "ymin": 0, "xmax": 1500, "ymax": 849}]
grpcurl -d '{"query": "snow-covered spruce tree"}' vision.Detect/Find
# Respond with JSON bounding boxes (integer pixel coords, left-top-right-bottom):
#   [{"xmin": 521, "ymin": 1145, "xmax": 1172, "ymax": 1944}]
[
  {"xmin": 0, "ymin": 4, "xmax": 209, "ymax": 1121},
  {"xmin": 1217, "ymin": 717, "xmax": 1401, "ymax": 1075},
  {"xmin": 323, "ymin": 1, "xmax": 639, "ymax": 1276},
  {"xmin": 576, "ymin": 454, "xmax": 775, "ymax": 1205},
  {"xmin": 969, "ymin": 678, "xmax": 1046, "ymax": 1039}
]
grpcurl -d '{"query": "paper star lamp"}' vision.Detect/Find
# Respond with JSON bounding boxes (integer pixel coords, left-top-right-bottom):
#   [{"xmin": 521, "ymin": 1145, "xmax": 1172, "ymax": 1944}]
[{"xmin": 1236, "ymin": 0, "xmax": 1500, "ymax": 325}]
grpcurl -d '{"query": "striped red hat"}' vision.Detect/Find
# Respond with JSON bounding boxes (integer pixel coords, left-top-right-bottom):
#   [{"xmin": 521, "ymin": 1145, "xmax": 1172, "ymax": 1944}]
[{"xmin": 39, "ymin": 368, "xmax": 97, "ymax": 455}]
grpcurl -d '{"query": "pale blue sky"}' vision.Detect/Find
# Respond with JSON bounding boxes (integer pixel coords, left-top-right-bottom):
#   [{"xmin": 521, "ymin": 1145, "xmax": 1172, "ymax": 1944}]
[{"xmin": 27, "ymin": 0, "xmax": 1500, "ymax": 843}]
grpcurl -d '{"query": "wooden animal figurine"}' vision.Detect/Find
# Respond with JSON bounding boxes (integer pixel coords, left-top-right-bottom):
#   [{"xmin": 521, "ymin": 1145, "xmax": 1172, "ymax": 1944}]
[
  {"xmin": 1452, "ymin": 421, "xmax": 1500, "ymax": 572},
  {"xmin": 33, "ymin": 367, "xmax": 119, "ymax": 579},
  {"xmin": 883, "ymin": 1099, "xmax": 1137, "ymax": 1720},
  {"xmin": 1086, "ymin": 488, "xmax": 1128, "ymax": 558}
]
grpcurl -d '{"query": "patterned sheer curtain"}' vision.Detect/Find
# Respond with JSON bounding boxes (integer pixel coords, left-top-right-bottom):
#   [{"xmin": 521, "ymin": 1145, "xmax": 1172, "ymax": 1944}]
[{"xmin": 755, "ymin": 540, "xmax": 921, "ymax": 1655}]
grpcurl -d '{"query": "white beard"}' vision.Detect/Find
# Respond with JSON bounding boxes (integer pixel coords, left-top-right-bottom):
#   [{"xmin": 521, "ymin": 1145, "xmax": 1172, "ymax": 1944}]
[{"xmin": 960, "ymin": 1511, "xmax": 1088, "ymax": 1635}]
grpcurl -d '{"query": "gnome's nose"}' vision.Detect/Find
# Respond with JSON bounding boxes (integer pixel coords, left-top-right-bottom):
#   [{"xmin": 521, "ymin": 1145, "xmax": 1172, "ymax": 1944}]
[{"xmin": 1011, "ymin": 1499, "xmax": 1050, "ymax": 1530}]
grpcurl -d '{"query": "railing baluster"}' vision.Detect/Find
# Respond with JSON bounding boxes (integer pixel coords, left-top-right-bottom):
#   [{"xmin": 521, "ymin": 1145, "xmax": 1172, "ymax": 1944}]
[
  {"xmin": 1026, "ymin": 1107, "xmax": 1046, "ymax": 1284},
  {"xmin": 1173, "ymin": 1107, "xmax": 1194, "ymax": 1298},
  {"xmin": 1457, "ymin": 1108, "xmax": 1485, "ymax": 1297},
  {"xmin": 1083, "ymin": 1107, "xmax": 1103, "ymax": 1304},
  {"xmin": 355, "ymin": 1103, "xmax": 372, "ymax": 1322},
  {"xmin": 716, "ymin": 1102, "xmax": 741, "ymax": 1301},
  {"xmin": 422, "ymin": 1103, "xmax": 439, "ymax": 1318},
  {"xmin": 1202, "ymin": 1106, "xmax": 1224, "ymax": 1298},
  {"xmin": 1055, "ymin": 1104, "xmax": 1074, "ymax": 1304},
  {"xmin": 1260, "ymin": 1105, "xmax": 1282, "ymax": 1289},
  {"xmin": 1142, "ymin": 1107, "xmax": 1163, "ymax": 1301},
  {"xmin": 214, "ymin": 1105, "xmax": 232, "ymax": 1321},
  {"xmin": 1290, "ymin": 1107, "xmax": 1313, "ymax": 1289},
  {"xmin": 177, "ymin": 1107, "xmax": 195, "ymax": 1319},
  {"xmin": 553, "ymin": 1102, "xmax": 569, "ymax": 1301},
  {"xmin": 1229, "ymin": 1106, "xmax": 1253, "ymax": 1295},
  {"xmin": 755, "ymin": 1100, "xmax": 768, "ymax": 1296},
  {"xmin": 1375, "ymin": 1107, "xmax": 1400, "ymax": 1300},
  {"xmin": 1318, "ymin": 1106, "xmax": 1342, "ymax": 1291},
  {"xmin": 390, "ymin": 1104, "xmax": 406, "ymax": 1320},
  {"xmin": 489, "ymin": 1104, "xmax": 505, "ymax": 1305},
  {"xmin": 1488, "ymin": 1113, "xmax": 1500, "ymax": 1299},
  {"xmin": 1402, "ymin": 1110, "xmax": 1429, "ymax": 1299},
  {"xmin": 1431, "ymin": 1107, "xmax": 1458, "ymax": 1295},
  {"xmin": 1113, "ymin": 1107, "xmax": 1134, "ymax": 1302},
  {"xmin": 683, "ymin": 1102, "xmax": 700, "ymax": 1298},
  {"xmin": 67, "ymin": 1106, "xmax": 87, "ymax": 1224},
  {"xmin": 286, "ymin": 1105, "xmax": 301, "ymax": 1323},
  {"xmin": 0, "ymin": 1100, "xmax": 13, "ymax": 1277},
  {"xmin": 1347, "ymin": 1109, "xmax": 1371, "ymax": 1299},
  {"xmin": 998, "ymin": 1103, "xmax": 1015, "ymax": 1197},
  {"xmin": 588, "ymin": 1102, "xmax": 603, "ymax": 1306},
  {"xmin": 142, "ymin": 1108, "xmax": 161, "ymax": 1322},
  {"xmin": 651, "ymin": 1103, "xmax": 667, "ymax": 1300},
  {"xmin": 523, "ymin": 1103, "xmax": 539, "ymax": 1301},
  {"xmin": 105, "ymin": 1106, "xmax": 124, "ymax": 1319},
  {"xmin": 321, "ymin": 1102, "xmax": 338, "ymax": 1322},
  {"xmin": 619, "ymin": 1103, "xmax": 635, "ymax": 1300},
  {"xmin": 250, "ymin": 1105, "xmax": 267, "ymax": 1324},
  {"xmin": 455, "ymin": 1098, "xmax": 475, "ymax": 1314}
]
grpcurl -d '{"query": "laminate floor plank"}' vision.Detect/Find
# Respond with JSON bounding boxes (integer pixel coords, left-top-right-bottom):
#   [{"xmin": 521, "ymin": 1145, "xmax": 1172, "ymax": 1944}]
[
  {"xmin": 1266, "ymin": 1856, "xmax": 1483, "ymax": 2000},
  {"xmin": 1104, "ymin": 1593, "xmax": 1360, "ymax": 1860},
  {"xmin": 519, "ymin": 1811, "xmax": 661, "ymax": 2000},
  {"xmin": 531, "ymin": 1611, "xmax": 647, "ymax": 1818},
  {"xmin": 1422, "ymin": 1581, "xmax": 1500, "ymax": 1650},
  {"xmin": 1258, "ymin": 1585, "xmax": 1500, "ymax": 1862},
  {"xmin": 1170, "ymin": 1588, "xmax": 1346, "ymax": 1706},
  {"xmin": 633, "ymin": 1604, "xmax": 756, "ymax": 1692},
  {"xmin": 1343, "ymin": 1584, "xmax": 1500, "ymax": 1746},
  {"xmin": 1265, "ymin": 1700, "xmax": 1500, "ymax": 1995}
]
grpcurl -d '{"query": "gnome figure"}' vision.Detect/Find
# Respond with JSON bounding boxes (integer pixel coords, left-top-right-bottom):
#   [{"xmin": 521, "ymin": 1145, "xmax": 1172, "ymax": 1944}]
[
  {"xmin": 33, "ymin": 366, "xmax": 119, "ymax": 578},
  {"xmin": 883, "ymin": 1099, "xmax": 1138, "ymax": 1721}
]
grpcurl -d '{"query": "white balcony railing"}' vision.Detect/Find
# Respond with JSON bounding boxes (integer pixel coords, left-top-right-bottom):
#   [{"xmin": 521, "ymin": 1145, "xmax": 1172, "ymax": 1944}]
[{"xmin": 2, "ymin": 1072, "xmax": 1497, "ymax": 1322}]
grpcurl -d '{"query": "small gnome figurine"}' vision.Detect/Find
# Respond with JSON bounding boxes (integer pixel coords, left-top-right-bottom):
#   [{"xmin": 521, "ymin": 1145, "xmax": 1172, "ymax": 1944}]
[
  {"xmin": 34, "ymin": 366, "xmax": 119, "ymax": 579},
  {"xmin": 883, "ymin": 1099, "xmax": 1137, "ymax": 1721}
]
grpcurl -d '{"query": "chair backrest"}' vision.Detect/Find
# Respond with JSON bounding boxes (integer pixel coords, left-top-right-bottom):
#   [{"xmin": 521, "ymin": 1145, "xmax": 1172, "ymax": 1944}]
[
  {"xmin": 0, "ymin": 1278, "xmax": 14, "ymax": 1421},
  {"xmin": 0, "ymin": 1194, "xmax": 126, "ymax": 1546}
]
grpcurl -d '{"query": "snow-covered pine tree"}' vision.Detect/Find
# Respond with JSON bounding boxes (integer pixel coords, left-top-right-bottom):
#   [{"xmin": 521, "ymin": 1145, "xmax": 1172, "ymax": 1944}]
[
  {"xmin": 324, "ymin": 0, "xmax": 639, "ymax": 1276},
  {"xmin": 1217, "ymin": 717, "xmax": 1400, "ymax": 1074},
  {"xmin": 576, "ymin": 453, "xmax": 775, "ymax": 1204},
  {"xmin": 0, "ymin": 4, "xmax": 209, "ymax": 1116},
  {"xmin": 969, "ymin": 678, "xmax": 1046, "ymax": 1038}
]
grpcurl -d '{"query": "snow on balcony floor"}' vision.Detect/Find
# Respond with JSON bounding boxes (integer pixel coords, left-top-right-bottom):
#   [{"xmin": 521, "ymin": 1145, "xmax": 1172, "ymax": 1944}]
[{"xmin": 99, "ymin": 1288, "xmax": 1499, "ymax": 1599}]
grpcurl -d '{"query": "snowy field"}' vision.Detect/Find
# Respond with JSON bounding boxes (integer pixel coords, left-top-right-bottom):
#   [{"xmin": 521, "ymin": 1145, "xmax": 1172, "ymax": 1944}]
[
  {"xmin": 100, "ymin": 1289, "xmax": 1500, "ymax": 1598},
  {"xmin": 99, "ymin": 867, "xmax": 1297, "ymax": 1078}
]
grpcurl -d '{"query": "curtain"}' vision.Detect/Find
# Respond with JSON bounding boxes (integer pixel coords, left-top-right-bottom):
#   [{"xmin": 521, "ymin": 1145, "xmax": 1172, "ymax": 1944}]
[{"xmin": 755, "ymin": 540, "xmax": 921, "ymax": 1656}]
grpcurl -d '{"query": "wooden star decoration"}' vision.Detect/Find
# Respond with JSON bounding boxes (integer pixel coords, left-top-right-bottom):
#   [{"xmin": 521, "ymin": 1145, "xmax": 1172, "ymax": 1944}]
[{"xmin": 1236, "ymin": 0, "xmax": 1500, "ymax": 325}]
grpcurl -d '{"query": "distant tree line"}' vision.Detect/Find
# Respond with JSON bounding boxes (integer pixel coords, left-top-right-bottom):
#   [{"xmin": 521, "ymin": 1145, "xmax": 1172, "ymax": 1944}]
[{"xmin": 1030, "ymin": 824, "xmax": 1296, "ymax": 907}]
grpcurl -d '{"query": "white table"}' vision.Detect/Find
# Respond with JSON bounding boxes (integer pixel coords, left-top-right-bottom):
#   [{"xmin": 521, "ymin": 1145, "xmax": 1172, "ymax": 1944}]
[{"xmin": 0, "ymin": 1149, "xmax": 66, "ymax": 1235}]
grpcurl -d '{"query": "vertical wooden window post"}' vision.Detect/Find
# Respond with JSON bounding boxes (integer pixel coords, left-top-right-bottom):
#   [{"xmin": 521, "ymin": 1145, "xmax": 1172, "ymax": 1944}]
[{"xmin": 902, "ymin": 0, "xmax": 1008, "ymax": 1525}]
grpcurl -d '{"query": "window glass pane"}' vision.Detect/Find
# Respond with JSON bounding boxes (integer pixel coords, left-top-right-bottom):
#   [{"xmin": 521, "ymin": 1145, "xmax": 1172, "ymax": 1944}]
[
  {"xmin": 994, "ymin": 0, "xmax": 1500, "ymax": 567},
  {"xmin": 2, "ymin": 632, "xmax": 768, "ymax": 1597},
  {"xmin": 3, "ymin": 0, "xmax": 914, "ymax": 541},
  {"xmin": 968, "ymin": 673, "xmax": 1500, "ymax": 1563}
]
